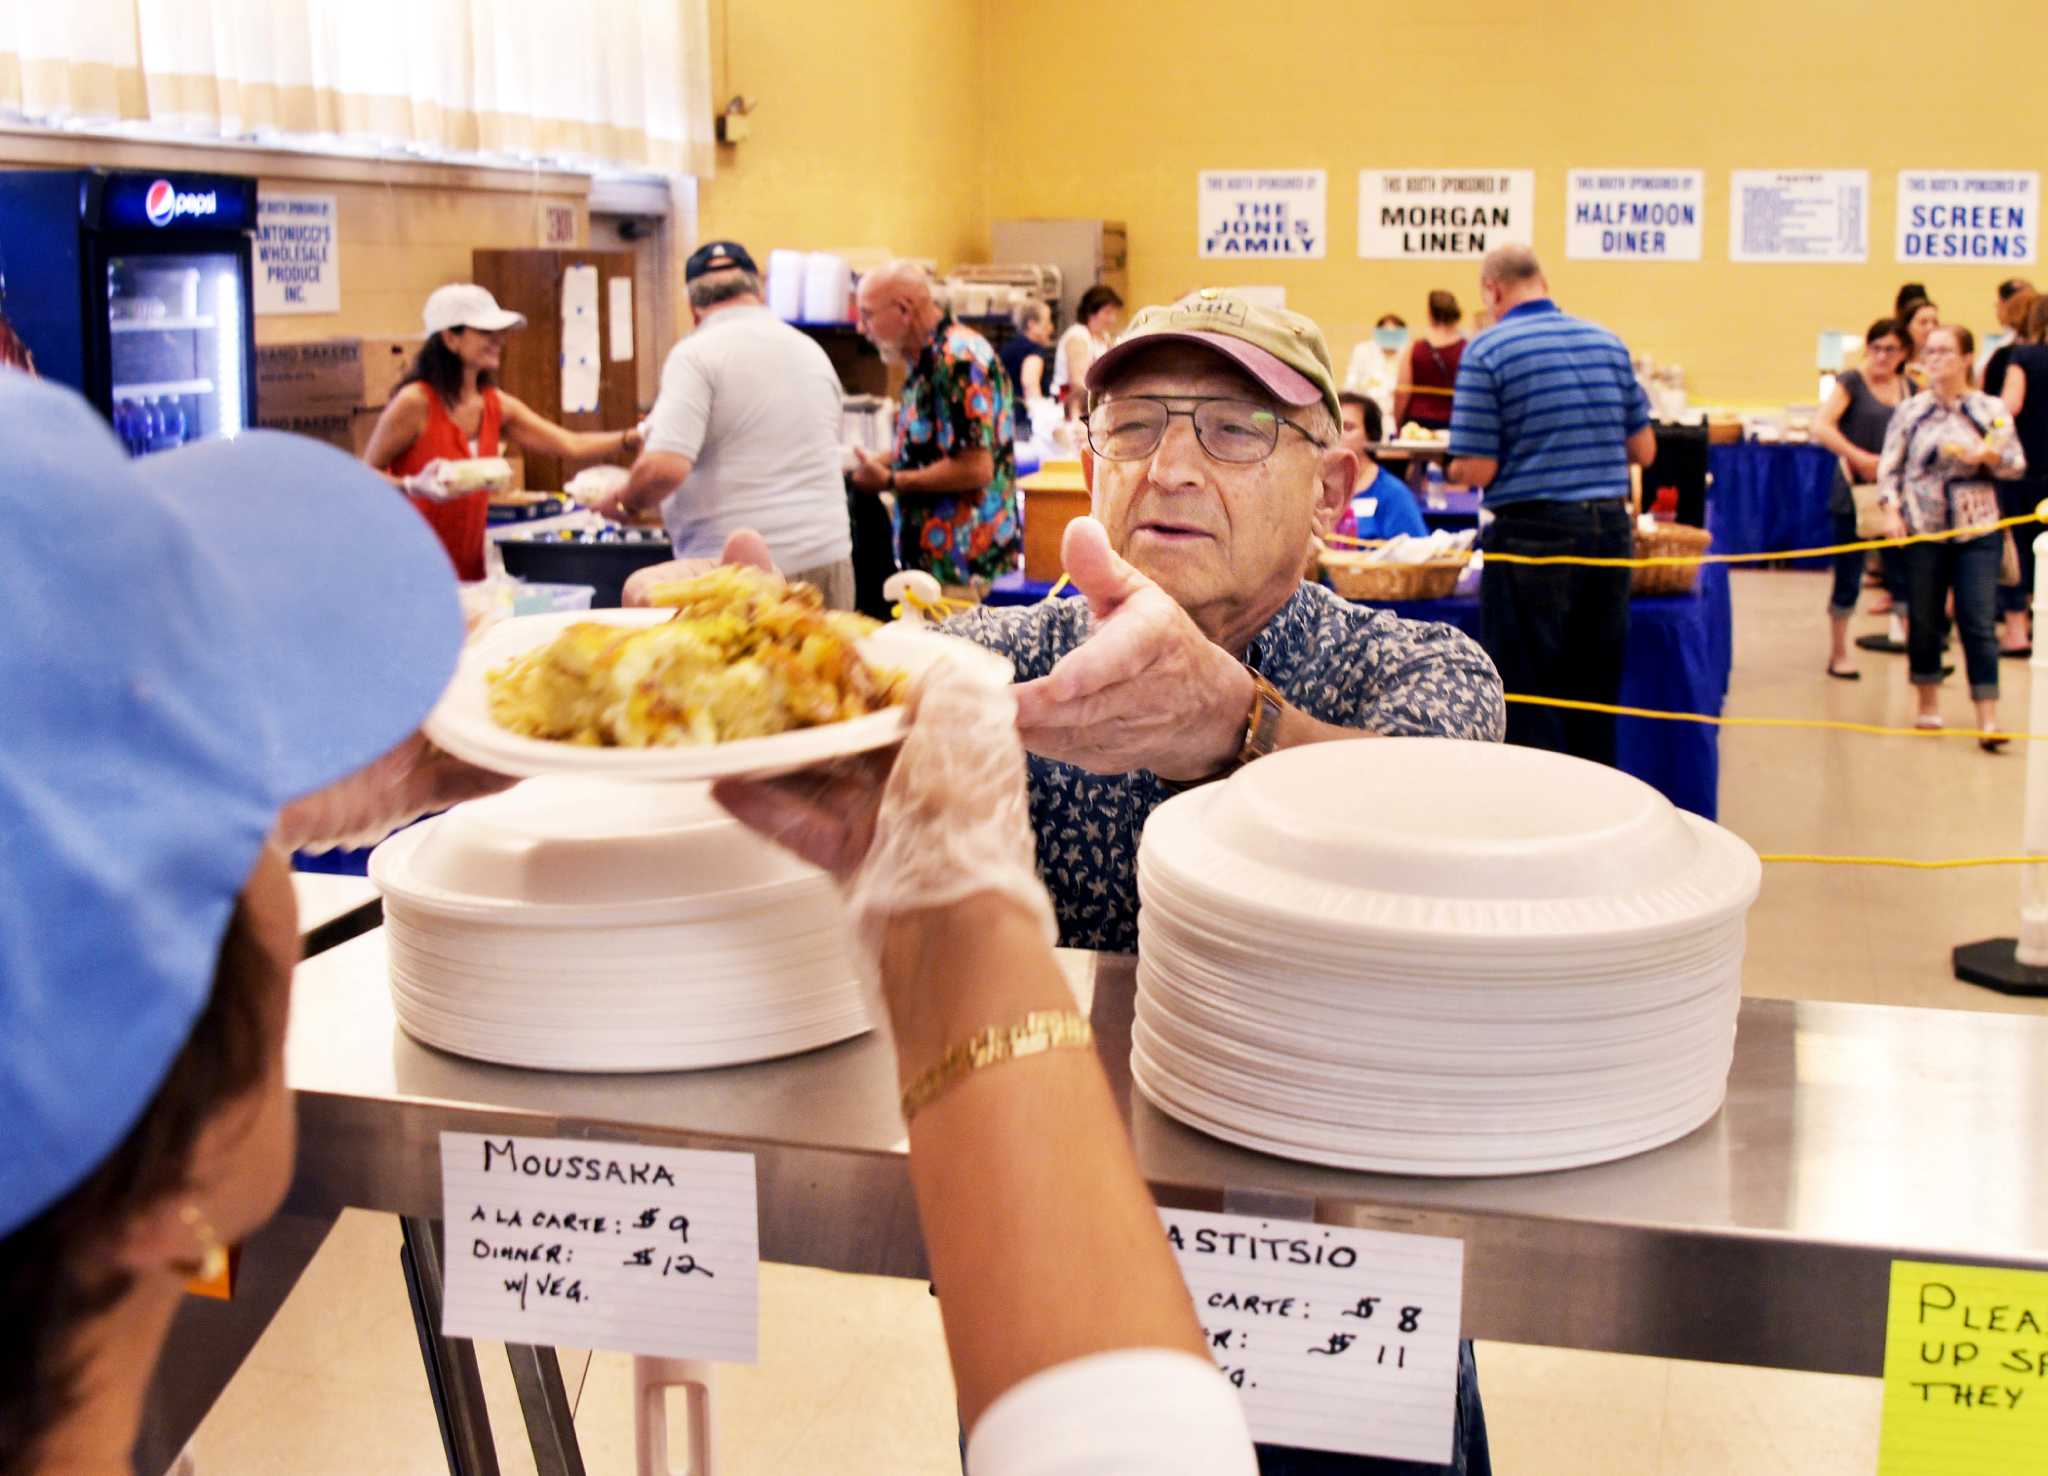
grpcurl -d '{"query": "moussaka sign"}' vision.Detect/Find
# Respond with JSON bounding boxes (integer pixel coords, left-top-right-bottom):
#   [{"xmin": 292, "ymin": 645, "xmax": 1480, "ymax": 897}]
[{"xmin": 1358, "ymin": 170, "xmax": 1533, "ymax": 260}]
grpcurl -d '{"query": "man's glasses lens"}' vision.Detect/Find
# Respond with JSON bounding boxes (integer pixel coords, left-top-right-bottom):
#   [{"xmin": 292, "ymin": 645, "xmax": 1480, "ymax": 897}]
[{"xmin": 1088, "ymin": 399, "xmax": 1283, "ymax": 463}]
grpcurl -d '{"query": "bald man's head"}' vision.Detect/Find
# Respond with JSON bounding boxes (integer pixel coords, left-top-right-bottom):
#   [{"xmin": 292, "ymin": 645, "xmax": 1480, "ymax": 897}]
[
  {"xmin": 856, "ymin": 261, "xmax": 941, "ymax": 362},
  {"xmin": 1477, "ymin": 243, "xmax": 1547, "ymax": 320}
]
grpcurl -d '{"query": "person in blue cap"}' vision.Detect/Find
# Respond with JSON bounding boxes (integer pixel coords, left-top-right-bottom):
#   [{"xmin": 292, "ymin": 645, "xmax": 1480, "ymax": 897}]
[{"xmin": 0, "ymin": 373, "xmax": 492, "ymax": 1472}]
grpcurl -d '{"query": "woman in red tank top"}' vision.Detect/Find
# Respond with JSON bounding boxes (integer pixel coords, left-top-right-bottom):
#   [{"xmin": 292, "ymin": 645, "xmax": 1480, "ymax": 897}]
[
  {"xmin": 1394, "ymin": 289, "xmax": 1468, "ymax": 433},
  {"xmin": 360, "ymin": 284, "xmax": 643, "ymax": 581}
]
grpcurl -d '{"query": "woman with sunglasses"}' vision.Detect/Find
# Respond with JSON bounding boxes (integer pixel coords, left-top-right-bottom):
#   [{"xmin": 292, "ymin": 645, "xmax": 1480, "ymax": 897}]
[
  {"xmin": 1876, "ymin": 325, "xmax": 2027, "ymax": 747},
  {"xmin": 1811, "ymin": 318, "xmax": 1910, "ymax": 678}
]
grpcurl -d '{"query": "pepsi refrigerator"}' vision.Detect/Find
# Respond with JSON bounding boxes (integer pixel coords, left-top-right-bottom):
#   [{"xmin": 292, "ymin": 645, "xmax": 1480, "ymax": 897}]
[{"xmin": 0, "ymin": 168, "xmax": 258, "ymax": 455}]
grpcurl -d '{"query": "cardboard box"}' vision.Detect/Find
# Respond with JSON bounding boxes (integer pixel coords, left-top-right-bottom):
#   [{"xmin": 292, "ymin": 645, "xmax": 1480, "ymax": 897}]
[
  {"xmin": 256, "ymin": 335, "xmax": 425, "ymax": 416},
  {"xmin": 359, "ymin": 336, "xmax": 424, "ymax": 409},
  {"xmin": 256, "ymin": 339, "xmax": 363, "ymax": 414},
  {"xmin": 256, "ymin": 409, "xmax": 356, "ymax": 454}
]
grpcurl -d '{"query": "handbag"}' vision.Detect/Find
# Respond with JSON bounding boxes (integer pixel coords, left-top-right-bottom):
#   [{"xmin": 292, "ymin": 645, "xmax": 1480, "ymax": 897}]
[
  {"xmin": 1849, "ymin": 482, "xmax": 1889, "ymax": 539},
  {"xmin": 2002, "ymin": 528, "xmax": 2024, "ymax": 588}
]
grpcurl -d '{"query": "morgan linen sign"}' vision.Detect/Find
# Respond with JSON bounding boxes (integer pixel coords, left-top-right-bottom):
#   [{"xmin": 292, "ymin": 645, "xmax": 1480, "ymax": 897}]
[
  {"xmin": 1358, "ymin": 170, "xmax": 1533, "ymax": 260},
  {"xmin": 1199, "ymin": 171, "xmax": 1327, "ymax": 259}
]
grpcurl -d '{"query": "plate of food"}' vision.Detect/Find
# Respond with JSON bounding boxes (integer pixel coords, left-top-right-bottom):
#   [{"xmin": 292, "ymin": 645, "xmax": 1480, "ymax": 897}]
[{"xmin": 424, "ymin": 565, "xmax": 1011, "ymax": 780}]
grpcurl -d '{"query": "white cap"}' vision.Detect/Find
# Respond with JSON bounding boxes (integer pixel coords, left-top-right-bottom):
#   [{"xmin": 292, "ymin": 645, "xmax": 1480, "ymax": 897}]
[{"xmin": 422, "ymin": 283, "xmax": 527, "ymax": 335}]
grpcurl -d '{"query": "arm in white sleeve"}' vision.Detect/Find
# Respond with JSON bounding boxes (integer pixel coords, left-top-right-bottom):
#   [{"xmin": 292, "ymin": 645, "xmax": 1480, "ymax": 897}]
[{"xmin": 966, "ymin": 1350, "xmax": 1257, "ymax": 1476}]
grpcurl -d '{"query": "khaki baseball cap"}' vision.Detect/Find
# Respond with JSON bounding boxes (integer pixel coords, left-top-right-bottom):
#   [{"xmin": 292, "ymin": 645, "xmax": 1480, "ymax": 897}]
[{"xmin": 1085, "ymin": 288, "xmax": 1341, "ymax": 424}]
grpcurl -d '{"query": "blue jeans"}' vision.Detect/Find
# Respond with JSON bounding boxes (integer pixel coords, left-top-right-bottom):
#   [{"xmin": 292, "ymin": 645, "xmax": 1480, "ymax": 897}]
[
  {"xmin": 1906, "ymin": 533, "xmax": 2002, "ymax": 699},
  {"xmin": 1480, "ymin": 497, "xmax": 1634, "ymax": 768},
  {"xmin": 1255, "ymin": 1339, "xmax": 1490, "ymax": 1475}
]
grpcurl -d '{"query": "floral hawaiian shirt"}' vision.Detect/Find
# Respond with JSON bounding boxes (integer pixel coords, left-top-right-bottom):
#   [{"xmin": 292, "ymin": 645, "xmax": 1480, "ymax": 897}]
[
  {"xmin": 945, "ymin": 583, "xmax": 1506, "ymax": 951},
  {"xmin": 894, "ymin": 316, "xmax": 1020, "ymax": 585}
]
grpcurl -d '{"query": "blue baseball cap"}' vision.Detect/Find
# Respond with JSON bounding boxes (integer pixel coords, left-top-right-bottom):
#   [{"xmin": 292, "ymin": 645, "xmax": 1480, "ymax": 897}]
[
  {"xmin": 684, "ymin": 239, "xmax": 758, "ymax": 281},
  {"xmin": 0, "ymin": 374, "xmax": 466, "ymax": 1236}
]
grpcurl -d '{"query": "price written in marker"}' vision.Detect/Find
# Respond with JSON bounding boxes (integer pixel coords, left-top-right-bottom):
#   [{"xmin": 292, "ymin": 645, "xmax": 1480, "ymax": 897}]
[
  {"xmin": 438, "ymin": 1132, "xmax": 759, "ymax": 1363},
  {"xmin": 1161, "ymin": 1207, "xmax": 1463, "ymax": 1464},
  {"xmin": 1878, "ymin": 1259, "xmax": 2048, "ymax": 1475}
]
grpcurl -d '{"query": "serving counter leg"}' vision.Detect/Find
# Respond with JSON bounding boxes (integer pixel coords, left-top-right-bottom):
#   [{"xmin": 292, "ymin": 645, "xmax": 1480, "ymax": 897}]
[
  {"xmin": 401, "ymin": 1216, "xmax": 502, "ymax": 1476},
  {"xmin": 505, "ymin": 1343, "xmax": 587, "ymax": 1476}
]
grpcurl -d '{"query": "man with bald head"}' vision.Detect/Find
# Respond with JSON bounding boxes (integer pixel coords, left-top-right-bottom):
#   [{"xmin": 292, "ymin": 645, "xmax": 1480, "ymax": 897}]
[
  {"xmin": 1447, "ymin": 245, "xmax": 1656, "ymax": 766},
  {"xmin": 849, "ymin": 261, "xmax": 1020, "ymax": 590}
]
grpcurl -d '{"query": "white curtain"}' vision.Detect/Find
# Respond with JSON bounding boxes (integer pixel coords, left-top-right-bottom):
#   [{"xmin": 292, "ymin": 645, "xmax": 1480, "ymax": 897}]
[{"xmin": 0, "ymin": 0, "xmax": 715, "ymax": 176}]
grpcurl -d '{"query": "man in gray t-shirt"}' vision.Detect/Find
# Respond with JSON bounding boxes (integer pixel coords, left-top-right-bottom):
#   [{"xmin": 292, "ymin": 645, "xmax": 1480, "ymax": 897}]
[{"xmin": 597, "ymin": 240, "xmax": 855, "ymax": 606}]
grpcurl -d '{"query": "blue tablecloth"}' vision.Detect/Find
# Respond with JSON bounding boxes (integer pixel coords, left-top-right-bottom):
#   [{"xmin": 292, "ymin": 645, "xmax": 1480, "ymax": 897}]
[
  {"xmin": 1707, "ymin": 442, "xmax": 1837, "ymax": 569},
  {"xmin": 987, "ymin": 567, "xmax": 1733, "ymax": 819},
  {"xmin": 1370, "ymin": 563, "xmax": 1732, "ymax": 820},
  {"xmin": 1420, "ymin": 488, "xmax": 1482, "ymax": 533}
]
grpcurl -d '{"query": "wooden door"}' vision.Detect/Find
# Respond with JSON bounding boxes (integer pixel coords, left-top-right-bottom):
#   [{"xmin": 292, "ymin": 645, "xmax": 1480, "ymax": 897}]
[{"xmin": 472, "ymin": 248, "xmax": 640, "ymax": 491}]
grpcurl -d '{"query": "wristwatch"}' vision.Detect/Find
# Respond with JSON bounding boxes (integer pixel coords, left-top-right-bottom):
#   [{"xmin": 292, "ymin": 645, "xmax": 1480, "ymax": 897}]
[{"xmin": 1159, "ymin": 662, "xmax": 1285, "ymax": 793}]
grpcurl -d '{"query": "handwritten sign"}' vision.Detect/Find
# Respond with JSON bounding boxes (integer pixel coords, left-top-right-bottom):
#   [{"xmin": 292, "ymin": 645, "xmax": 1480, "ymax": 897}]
[
  {"xmin": 1162, "ymin": 1207, "xmax": 1463, "ymax": 1462},
  {"xmin": 1199, "ymin": 171, "xmax": 1326, "ymax": 259},
  {"xmin": 1566, "ymin": 169, "xmax": 1704, "ymax": 261},
  {"xmin": 1897, "ymin": 172, "xmax": 2040, "ymax": 265},
  {"xmin": 1878, "ymin": 1259, "xmax": 2048, "ymax": 1474},
  {"xmin": 253, "ymin": 192, "xmax": 339, "ymax": 315},
  {"xmin": 439, "ymin": 1132, "xmax": 759, "ymax": 1363},
  {"xmin": 1358, "ymin": 170, "xmax": 1533, "ymax": 260},
  {"xmin": 1730, "ymin": 170, "xmax": 1868, "ymax": 263}
]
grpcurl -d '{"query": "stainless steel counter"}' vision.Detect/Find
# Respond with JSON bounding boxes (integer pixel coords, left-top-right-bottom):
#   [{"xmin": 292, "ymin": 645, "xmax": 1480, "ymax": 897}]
[{"xmin": 287, "ymin": 933, "xmax": 2048, "ymax": 1377}]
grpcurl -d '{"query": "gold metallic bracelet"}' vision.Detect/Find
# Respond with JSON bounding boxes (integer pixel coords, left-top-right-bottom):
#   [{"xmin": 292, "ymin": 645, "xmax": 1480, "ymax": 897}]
[{"xmin": 899, "ymin": 1010, "xmax": 1095, "ymax": 1123}]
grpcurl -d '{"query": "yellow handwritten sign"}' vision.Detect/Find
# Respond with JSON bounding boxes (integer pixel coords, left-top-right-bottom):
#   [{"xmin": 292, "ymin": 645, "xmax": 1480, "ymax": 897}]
[{"xmin": 1878, "ymin": 1259, "xmax": 2048, "ymax": 1474}]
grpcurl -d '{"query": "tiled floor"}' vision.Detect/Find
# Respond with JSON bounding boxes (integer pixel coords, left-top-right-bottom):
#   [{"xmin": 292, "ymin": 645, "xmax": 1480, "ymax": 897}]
[{"xmin": 187, "ymin": 569, "xmax": 2043, "ymax": 1473}]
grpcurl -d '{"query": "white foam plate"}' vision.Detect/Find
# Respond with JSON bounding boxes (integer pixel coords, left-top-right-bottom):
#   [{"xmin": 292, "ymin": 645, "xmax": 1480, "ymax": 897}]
[{"xmin": 424, "ymin": 609, "xmax": 1012, "ymax": 781}]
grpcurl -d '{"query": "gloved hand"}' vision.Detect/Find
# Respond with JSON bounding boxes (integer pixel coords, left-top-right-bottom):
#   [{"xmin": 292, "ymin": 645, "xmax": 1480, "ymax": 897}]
[
  {"xmin": 401, "ymin": 459, "xmax": 458, "ymax": 502},
  {"xmin": 712, "ymin": 655, "xmax": 1058, "ymax": 1003},
  {"xmin": 278, "ymin": 730, "xmax": 516, "ymax": 854}
]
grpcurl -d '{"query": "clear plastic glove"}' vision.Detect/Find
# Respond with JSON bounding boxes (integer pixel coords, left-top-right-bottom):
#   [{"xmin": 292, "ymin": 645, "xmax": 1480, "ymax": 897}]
[
  {"xmin": 401, "ymin": 458, "xmax": 458, "ymax": 502},
  {"xmin": 277, "ymin": 730, "xmax": 516, "ymax": 854},
  {"xmin": 621, "ymin": 528, "xmax": 777, "ymax": 605},
  {"xmin": 712, "ymin": 656, "xmax": 1058, "ymax": 1006}
]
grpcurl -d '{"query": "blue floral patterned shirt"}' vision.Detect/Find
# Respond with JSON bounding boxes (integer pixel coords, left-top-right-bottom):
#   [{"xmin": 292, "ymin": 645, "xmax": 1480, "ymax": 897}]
[
  {"xmin": 946, "ymin": 583, "xmax": 1506, "ymax": 951},
  {"xmin": 894, "ymin": 316, "xmax": 1020, "ymax": 585}
]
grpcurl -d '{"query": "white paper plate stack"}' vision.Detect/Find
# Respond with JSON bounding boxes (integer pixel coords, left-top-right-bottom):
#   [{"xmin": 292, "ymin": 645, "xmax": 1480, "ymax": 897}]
[
  {"xmin": 370, "ymin": 776, "xmax": 870, "ymax": 1072},
  {"xmin": 1133, "ymin": 738, "xmax": 1762, "ymax": 1176}
]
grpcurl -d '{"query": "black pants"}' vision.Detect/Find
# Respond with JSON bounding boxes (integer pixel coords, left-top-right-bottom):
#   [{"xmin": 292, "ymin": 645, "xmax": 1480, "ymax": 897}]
[
  {"xmin": 1479, "ymin": 498, "xmax": 1634, "ymax": 767},
  {"xmin": 1998, "ymin": 480, "xmax": 2043, "ymax": 617}
]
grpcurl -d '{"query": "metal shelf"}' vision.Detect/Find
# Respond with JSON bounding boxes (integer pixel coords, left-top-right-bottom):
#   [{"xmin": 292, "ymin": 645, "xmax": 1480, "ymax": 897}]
[
  {"xmin": 110, "ymin": 316, "xmax": 217, "ymax": 334},
  {"xmin": 110, "ymin": 378, "xmax": 215, "ymax": 398}
]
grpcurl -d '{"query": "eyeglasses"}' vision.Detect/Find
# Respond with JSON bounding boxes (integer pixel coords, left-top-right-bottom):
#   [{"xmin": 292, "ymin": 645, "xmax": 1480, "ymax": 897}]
[{"xmin": 1086, "ymin": 396, "xmax": 1327, "ymax": 464}]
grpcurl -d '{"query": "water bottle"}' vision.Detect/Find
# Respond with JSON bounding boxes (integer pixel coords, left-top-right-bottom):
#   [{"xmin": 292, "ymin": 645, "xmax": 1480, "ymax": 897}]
[
  {"xmin": 140, "ymin": 398, "xmax": 163, "ymax": 454},
  {"xmin": 159, "ymin": 397, "xmax": 187, "ymax": 449},
  {"xmin": 112, "ymin": 400, "xmax": 137, "ymax": 456},
  {"xmin": 1424, "ymin": 461, "xmax": 1448, "ymax": 510}
]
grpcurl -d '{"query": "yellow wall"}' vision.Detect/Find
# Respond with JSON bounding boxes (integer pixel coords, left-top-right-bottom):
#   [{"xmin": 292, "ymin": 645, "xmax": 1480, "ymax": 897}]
[
  {"xmin": 698, "ymin": 0, "xmax": 987, "ymax": 269},
  {"xmin": 981, "ymin": 0, "xmax": 2048, "ymax": 406}
]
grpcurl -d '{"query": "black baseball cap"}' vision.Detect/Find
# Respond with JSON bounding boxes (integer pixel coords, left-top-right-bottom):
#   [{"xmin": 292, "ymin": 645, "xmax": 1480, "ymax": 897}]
[{"xmin": 685, "ymin": 240, "xmax": 759, "ymax": 281}]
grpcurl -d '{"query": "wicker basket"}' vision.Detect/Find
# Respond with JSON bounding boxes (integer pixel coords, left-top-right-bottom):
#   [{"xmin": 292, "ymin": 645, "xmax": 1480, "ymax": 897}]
[
  {"xmin": 1630, "ymin": 522, "xmax": 1712, "ymax": 596},
  {"xmin": 1321, "ymin": 545, "xmax": 1470, "ymax": 602}
]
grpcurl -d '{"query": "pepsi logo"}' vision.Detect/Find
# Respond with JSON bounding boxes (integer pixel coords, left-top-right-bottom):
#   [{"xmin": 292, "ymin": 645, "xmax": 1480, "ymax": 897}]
[{"xmin": 143, "ymin": 179, "xmax": 218, "ymax": 227}]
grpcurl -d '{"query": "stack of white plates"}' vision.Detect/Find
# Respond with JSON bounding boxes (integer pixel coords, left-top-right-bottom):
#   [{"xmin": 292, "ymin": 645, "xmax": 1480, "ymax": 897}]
[
  {"xmin": 370, "ymin": 777, "xmax": 869, "ymax": 1072},
  {"xmin": 1133, "ymin": 738, "xmax": 1761, "ymax": 1176}
]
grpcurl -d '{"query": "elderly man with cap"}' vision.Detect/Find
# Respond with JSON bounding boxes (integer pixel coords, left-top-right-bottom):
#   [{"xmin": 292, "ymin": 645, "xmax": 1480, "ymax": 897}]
[
  {"xmin": 710, "ymin": 289, "xmax": 1501, "ymax": 1474},
  {"xmin": 847, "ymin": 260, "xmax": 1021, "ymax": 592},
  {"xmin": 594, "ymin": 240, "xmax": 856, "ymax": 607}
]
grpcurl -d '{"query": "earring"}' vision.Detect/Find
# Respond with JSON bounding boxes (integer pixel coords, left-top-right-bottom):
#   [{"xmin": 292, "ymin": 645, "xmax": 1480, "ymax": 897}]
[{"xmin": 179, "ymin": 1203, "xmax": 229, "ymax": 1283}]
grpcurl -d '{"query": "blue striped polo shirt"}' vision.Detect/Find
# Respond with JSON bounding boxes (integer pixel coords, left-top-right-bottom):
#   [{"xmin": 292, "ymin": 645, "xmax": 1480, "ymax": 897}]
[{"xmin": 1447, "ymin": 299, "xmax": 1650, "ymax": 507}]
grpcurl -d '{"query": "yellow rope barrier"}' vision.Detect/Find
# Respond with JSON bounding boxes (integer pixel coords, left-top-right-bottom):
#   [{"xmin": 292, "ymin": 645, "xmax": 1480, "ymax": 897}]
[
  {"xmin": 1326, "ymin": 510, "xmax": 2045, "ymax": 567},
  {"xmin": 1501, "ymin": 693, "xmax": 2044, "ymax": 744}
]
